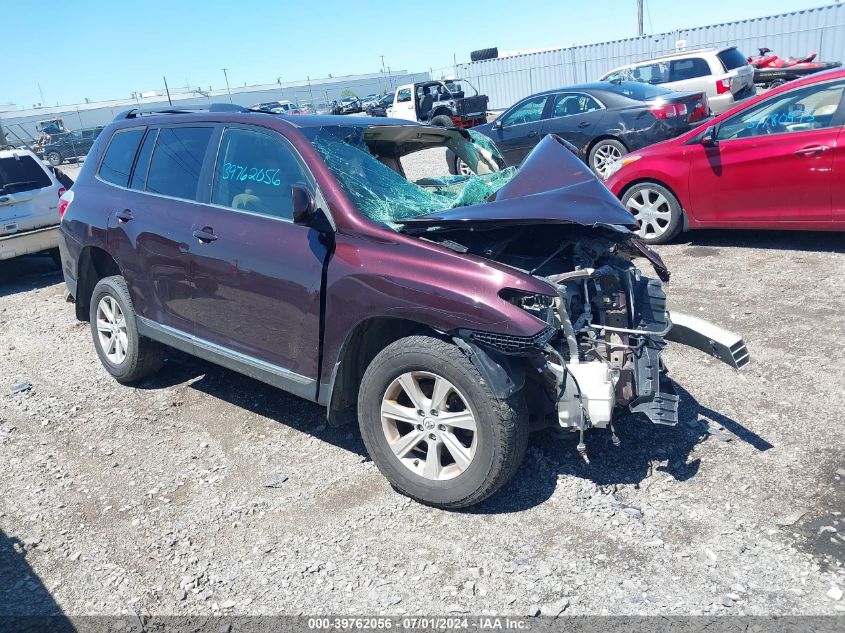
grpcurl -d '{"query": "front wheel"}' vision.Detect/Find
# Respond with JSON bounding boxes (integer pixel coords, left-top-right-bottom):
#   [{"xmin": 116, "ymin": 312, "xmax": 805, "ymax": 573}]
[
  {"xmin": 451, "ymin": 155, "xmax": 473, "ymax": 176},
  {"xmin": 47, "ymin": 151, "xmax": 62, "ymax": 167},
  {"xmin": 621, "ymin": 182, "xmax": 683, "ymax": 244},
  {"xmin": 358, "ymin": 335, "xmax": 528, "ymax": 509}
]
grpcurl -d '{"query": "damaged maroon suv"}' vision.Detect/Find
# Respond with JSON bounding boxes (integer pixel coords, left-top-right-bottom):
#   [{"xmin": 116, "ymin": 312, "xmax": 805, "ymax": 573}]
[{"xmin": 58, "ymin": 104, "xmax": 749, "ymax": 508}]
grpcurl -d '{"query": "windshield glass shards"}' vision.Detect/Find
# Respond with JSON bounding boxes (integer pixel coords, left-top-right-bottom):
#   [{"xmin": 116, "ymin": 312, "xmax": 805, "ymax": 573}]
[{"xmin": 309, "ymin": 125, "xmax": 515, "ymax": 226}]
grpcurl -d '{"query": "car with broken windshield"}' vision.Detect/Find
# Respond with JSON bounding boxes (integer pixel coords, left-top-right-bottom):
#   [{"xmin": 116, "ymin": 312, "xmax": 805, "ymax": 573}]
[{"xmin": 58, "ymin": 105, "xmax": 748, "ymax": 509}]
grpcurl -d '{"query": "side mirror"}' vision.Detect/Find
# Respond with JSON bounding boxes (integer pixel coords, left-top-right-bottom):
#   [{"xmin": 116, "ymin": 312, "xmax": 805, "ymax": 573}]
[
  {"xmin": 700, "ymin": 125, "xmax": 718, "ymax": 146},
  {"xmin": 291, "ymin": 184, "xmax": 316, "ymax": 225},
  {"xmin": 493, "ymin": 118, "xmax": 503, "ymax": 129}
]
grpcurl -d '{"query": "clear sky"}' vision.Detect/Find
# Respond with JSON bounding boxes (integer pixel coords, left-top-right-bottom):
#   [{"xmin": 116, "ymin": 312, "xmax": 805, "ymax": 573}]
[{"xmin": 1, "ymin": 0, "xmax": 831, "ymax": 107}]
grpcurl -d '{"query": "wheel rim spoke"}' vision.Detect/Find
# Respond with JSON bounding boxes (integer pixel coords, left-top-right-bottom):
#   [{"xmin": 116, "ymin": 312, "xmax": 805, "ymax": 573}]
[
  {"xmin": 381, "ymin": 399, "xmax": 419, "ymax": 425},
  {"xmin": 389, "ymin": 429, "xmax": 425, "ymax": 458},
  {"xmin": 441, "ymin": 432, "xmax": 472, "ymax": 472},
  {"xmin": 437, "ymin": 409, "xmax": 476, "ymax": 431},
  {"xmin": 423, "ymin": 441, "xmax": 441, "ymax": 479},
  {"xmin": 429, "ymin": 376, "xmax": 452, "ymax": 411},
  {"xmin": 397, "ymin": 373, "xmax": 426, "ymax": 411}
]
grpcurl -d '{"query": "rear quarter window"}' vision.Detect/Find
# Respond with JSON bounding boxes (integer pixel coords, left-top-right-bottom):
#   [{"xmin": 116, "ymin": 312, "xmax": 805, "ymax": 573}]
[
  {"xmin": 718, "ymin": 48, "xmax": 749, "ymax": 71},
  {"xmin": 0, "ymin": 155, "xmax": 52, "ymax": 194},
  {"xmin": 99, "ymin": 128, "xmax": 145, "ymax": 187}
]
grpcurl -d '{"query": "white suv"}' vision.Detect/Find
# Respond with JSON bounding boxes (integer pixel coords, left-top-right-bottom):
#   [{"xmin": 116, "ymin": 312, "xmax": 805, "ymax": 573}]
[
  {"xmin": 599, "ymin": 47, "xmax": 755, "ymax": 114},
  {"xmin": 0, "ymin": 148, "xmax": 65, "ymax": 262}
]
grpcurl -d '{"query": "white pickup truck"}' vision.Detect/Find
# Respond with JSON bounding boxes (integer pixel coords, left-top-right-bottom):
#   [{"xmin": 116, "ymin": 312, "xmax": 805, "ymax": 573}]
[{"xmin": 0, "ymin": 148, "xmax": 65, "ymax": 263}]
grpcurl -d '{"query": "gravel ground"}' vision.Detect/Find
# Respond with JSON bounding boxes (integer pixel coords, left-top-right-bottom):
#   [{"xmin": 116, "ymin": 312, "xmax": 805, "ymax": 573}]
[{"xmin": 1, "ymin": 157, "xmax": 844, "ymax": 618}]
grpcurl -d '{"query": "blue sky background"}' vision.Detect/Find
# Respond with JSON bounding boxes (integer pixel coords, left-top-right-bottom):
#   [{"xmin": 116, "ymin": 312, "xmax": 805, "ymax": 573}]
[{"xmin": 1, "ymin": 0, "xmax": 830, "ymax": 107}]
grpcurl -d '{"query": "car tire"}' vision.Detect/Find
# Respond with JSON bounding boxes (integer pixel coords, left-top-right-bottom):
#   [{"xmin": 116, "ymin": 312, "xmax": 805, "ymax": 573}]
[
  {"xmin": 588, "ymin": 139, "xmax": 626, "ymax": 179},
  {"xmin": 47, "ymin": 151, "xmax": 62, "ymax": 167},
  {"xmin": 621, "ymin": 182, "xmax": 683, "ymax": 244},
  {"xmin": 89, "ymin": 275, "xmax": 164, "ymax": 384},
  {"xmin": 430, "ymin": 115, "xmax": 454, "ymax": 128},
  {"xmin": 357, "ymin": 335, "xmax": 529, "ymax": 509},
  {"xmin": 470, "ymin": 47, "xmax": 499, "ymax": 62}
]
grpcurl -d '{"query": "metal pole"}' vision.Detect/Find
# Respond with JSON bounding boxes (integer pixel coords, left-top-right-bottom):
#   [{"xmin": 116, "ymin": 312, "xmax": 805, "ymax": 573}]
[
  {"xmin": 222, "ymin": 68, "xmax": 232, "ymax": 103},
  {"xmin": 637, "ymin": 0, "xmax": 644, "ymax": 36},
  {"xmin": 163, "ymin": 76, "xmax": 172, "ymax": 106}
]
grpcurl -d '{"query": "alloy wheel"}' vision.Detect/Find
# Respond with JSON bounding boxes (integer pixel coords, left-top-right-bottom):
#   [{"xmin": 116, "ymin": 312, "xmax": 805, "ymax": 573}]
[
  {"xmin": 592, "ymin": 143, "xmax": 622, "ymax": 178},
  {"xmin": 95, "ymin": 295, "xmax": 128, "ymax": 365},
  {"xmin": 457, "ymin": 158, "xmax": 473, "ymax": 176},
  {"xmin": 626, "ymin": 187, "xmax": 673, "ymax": 239},
  {"xmin": 380, "ymin": 371, "xmax": 478, "ymax": 481}
]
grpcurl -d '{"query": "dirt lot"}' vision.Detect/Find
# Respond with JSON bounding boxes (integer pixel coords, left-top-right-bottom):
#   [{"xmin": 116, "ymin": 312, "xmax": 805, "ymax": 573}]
[{"xmin": 1, "ymin": 156, "xmax": 844, "ymax": 617}]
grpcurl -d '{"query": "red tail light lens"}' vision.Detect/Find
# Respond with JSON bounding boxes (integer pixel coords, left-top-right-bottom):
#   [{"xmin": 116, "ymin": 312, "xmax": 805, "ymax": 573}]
[
  {"xmin": 716, "ymin": 78, "xmax": 732, "ymax": 94},
  {"xmin": 650, "ymin": 103, "xmax": 679, "ymax": 119},
  {"xmin": 58, "ymin": 189, "xmax": 74, "ymax": 218}
]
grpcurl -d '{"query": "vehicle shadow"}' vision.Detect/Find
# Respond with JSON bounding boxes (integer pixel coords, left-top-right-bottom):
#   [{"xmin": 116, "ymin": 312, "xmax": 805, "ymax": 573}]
[
  {"xmin": 469, "ymin": 382, "xmax": 774, "ymax": 514},
  {"xmin": 673, "ymin": 229, "xmax": 845, "ymax": 253},
  {"xmin": 0, "ymin": 529, "xmax": 75, "ymax": 631},
  {"xmin": 0, "ymin": 254, "xmax": 63, "ymax": 298},
  {"xmin": 134, "ymin": 350, "xmax": 368, "ymax": 457}
]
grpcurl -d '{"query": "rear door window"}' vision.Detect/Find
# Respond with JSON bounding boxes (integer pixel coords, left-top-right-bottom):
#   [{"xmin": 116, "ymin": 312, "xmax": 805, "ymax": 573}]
[
  {"xmin": 146, "ymin": 126, "xmax": 213, "ymax": 200},
  {"xmin": 669, "ymin": 58, "xmax": 711, "ymax": 81},
  {"xmin": 211, "ymin": 127, "xmax": 313, "ymax": 220},
  {"xmin": 551, "ymin": 93, "xmax": 601, "ymax": 118},
  {"xmin": 0, "ymin": 154, "xmax": 52, "ymax": 194},
  {"xmin": 99, "ymin": 128, "xmax": 145, "ymax": 187},
  {"xmin": 718, "ymin": 48, "xmax": 749, "ymax": 71}
]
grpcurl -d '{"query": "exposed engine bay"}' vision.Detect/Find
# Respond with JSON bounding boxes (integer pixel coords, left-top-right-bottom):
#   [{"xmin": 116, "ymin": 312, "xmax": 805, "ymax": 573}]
[{"xmin": 417, "ymin": 222, "xmax": 750, "ymax": 451}]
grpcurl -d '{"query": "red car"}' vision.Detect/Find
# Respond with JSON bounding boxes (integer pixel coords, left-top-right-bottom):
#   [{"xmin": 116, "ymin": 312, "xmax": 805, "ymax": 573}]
[{"xmin": 604, "ymin": 68, "xmax": 845, "ymax": 243}]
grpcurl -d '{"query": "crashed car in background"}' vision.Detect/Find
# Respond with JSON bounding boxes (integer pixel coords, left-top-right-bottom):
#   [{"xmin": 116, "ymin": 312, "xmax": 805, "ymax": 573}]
[{"xmin": 59, "ymin": 108, "xmax": 748, "ymax": 509}]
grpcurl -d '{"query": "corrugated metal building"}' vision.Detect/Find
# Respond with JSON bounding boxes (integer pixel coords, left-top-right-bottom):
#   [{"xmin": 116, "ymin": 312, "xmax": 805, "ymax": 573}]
[
  {"xmin": 0, "ymin": 70, "xmax": 429, "ymax": 143},
  {"xmin": 457, "ymin": 3, "xmax": 845, "ymax": 109}
]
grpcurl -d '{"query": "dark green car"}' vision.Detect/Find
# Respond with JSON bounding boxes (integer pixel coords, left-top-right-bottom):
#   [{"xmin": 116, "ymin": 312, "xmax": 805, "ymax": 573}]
[{"xmin": 42, "ymin": 126, "xmax": 104, "ymax": 166}]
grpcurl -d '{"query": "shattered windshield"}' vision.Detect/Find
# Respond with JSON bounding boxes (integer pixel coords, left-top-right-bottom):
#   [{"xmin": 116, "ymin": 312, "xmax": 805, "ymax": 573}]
[{"xmin": 308, "ymin": 125, "xmax": 516, "ymax": 226}]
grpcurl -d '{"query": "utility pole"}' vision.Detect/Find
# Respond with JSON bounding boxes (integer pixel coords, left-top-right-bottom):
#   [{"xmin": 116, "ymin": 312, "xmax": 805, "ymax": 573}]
[
  {"xmin": 163, "ymin": 76, "xmax": 172, "ymax": 106},
  {"xmin": 637, "ymin": 0, "xmax": 644, "ymax": 36},
  {"xmin": 221, "ymin": 68, "xmax": 232, "ymax": 103}
]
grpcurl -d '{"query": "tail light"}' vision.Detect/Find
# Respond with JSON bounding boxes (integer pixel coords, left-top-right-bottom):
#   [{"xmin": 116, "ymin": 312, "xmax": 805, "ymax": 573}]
[
  {"xmin": 689, "ymin": 98, "xmax": 709, "ymax": 122},
  {"xmin": 650, "ymin": 103, "xmax": 686, "ymax": 119},
  {"xmin": 58, "ymin": 189, "xmax": 74, "ymax": 218},
  {"xmin": 716, "ymin": 78, "xmax": 732, "ymax": 94}
]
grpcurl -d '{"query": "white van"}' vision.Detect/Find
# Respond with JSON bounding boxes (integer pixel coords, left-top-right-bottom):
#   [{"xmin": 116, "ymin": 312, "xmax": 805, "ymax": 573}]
[
  {"xmin": 0, "ymin": 148, "xmax": 64, "ymax": 261},
  {"xmin": 599, "ymin": 47, "xmax": 755, "ymax": 114}
]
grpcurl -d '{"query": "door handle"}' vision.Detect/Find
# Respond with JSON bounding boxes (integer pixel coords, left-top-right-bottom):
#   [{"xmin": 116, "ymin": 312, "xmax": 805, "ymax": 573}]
[
  {"xmin": 578, "ymin": 121, "xmax": 591, "ymax": 128},
  {"xmin": 192, "ymin": 228, "xmax": 218, "ymax": 244},
  {"xmin": 527, "ymin": 130, "xmax": 537, "ymax": 137},
  {"xmin": 795, "ymin": 145, "xmax": 830, "ymax": 156},
  {"xmin": 115, "ymin": 209, "xmax": 133, "ymax": 223}
]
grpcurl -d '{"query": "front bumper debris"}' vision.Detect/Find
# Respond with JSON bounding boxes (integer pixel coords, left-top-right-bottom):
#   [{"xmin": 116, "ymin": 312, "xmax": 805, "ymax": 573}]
[{"xmin": 666, "ymin": 312, "xmax": 750, "ymax": 369}]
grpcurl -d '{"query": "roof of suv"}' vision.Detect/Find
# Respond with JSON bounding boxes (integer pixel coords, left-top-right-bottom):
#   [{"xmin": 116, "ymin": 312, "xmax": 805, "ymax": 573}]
[{"xmin": 621, "ymin": 46, "xmax": 735, "ymax": 64}]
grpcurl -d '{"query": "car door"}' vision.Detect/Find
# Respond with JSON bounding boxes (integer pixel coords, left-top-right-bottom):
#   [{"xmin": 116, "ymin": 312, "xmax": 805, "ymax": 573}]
[
  {"xmin": 187, "ymin": 125, "xmax": 327, "ymax": 392},
  {"xmin": 391, "ymin": 87, "xmax": 416, "ymax": 121},
  {"xmin": 540, "ymin": 92, "xmax": 605, "ymax": 151},
  {"xmin": 488, "ymin": 94, "xmax": 550, "ymax": 165},
  {"xmin": 687, "ymin": 79, "xmax": 845, "ymax": 225},
  {"xmin": 106, "ymin": 125, "xmax": 214, "ymax": 333},
  {"xmin": 833, "ymin": 125, "xmax": 845, "ymax": 224}
]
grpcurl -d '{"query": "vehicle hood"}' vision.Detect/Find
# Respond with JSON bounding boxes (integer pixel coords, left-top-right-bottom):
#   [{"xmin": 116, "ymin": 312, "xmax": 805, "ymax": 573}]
[{"xmin": 400, "ymin": 134, "xmax": 638, "ymax": 229}]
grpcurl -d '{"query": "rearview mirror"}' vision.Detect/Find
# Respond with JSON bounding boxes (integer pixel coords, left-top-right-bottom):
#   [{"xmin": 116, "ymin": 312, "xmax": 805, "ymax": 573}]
[
  {"xmin": 700, "ymin": 125, "xmax": 718, "ymax": 146},
  {"xmin": 291, "ymin": 185, "xmax": 316, "ymax": 225}
]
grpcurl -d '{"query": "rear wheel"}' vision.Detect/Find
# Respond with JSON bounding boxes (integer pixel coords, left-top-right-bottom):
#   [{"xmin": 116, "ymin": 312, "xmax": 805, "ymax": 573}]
[
  {"xmin": 621, "ymin": 182, "xmax": 683, "ymax": 244},
  {"xmin": 89, "ymin": 275, "xmax": 164, "ymax": 383},
  {"xmin": 431, "ymin": 115, "xmax": 454, "ymax": 128},
  {"xmin": 358, "ymin": 335, "xmax": 528, "ymax": 509},
  {"xmin": 588, "ymin": 139, "xmax": 626, "ymax": 179}
]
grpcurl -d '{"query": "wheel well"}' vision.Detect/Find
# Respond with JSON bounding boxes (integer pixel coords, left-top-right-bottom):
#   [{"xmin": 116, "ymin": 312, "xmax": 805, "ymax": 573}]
[
  {"xmin": 74, "ymin": 247, "xmax": 121, "ymax": 321},
  {"xmin": 431, "ymin": 108, "xmax": 452, "ymax": 119},
  {"xmin": 616, "ymin": 178, "xmax": 689, "ymax": 231},
  {"xmin": 327, "ymin": 317, "xmax": 435, "ymax": 416}
]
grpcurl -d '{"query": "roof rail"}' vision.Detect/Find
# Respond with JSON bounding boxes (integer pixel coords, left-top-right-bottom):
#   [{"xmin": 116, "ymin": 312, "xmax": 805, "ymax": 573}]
[{"xmin": 113, "ymin": 103, "xmax": 248, "ymax": 121}]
